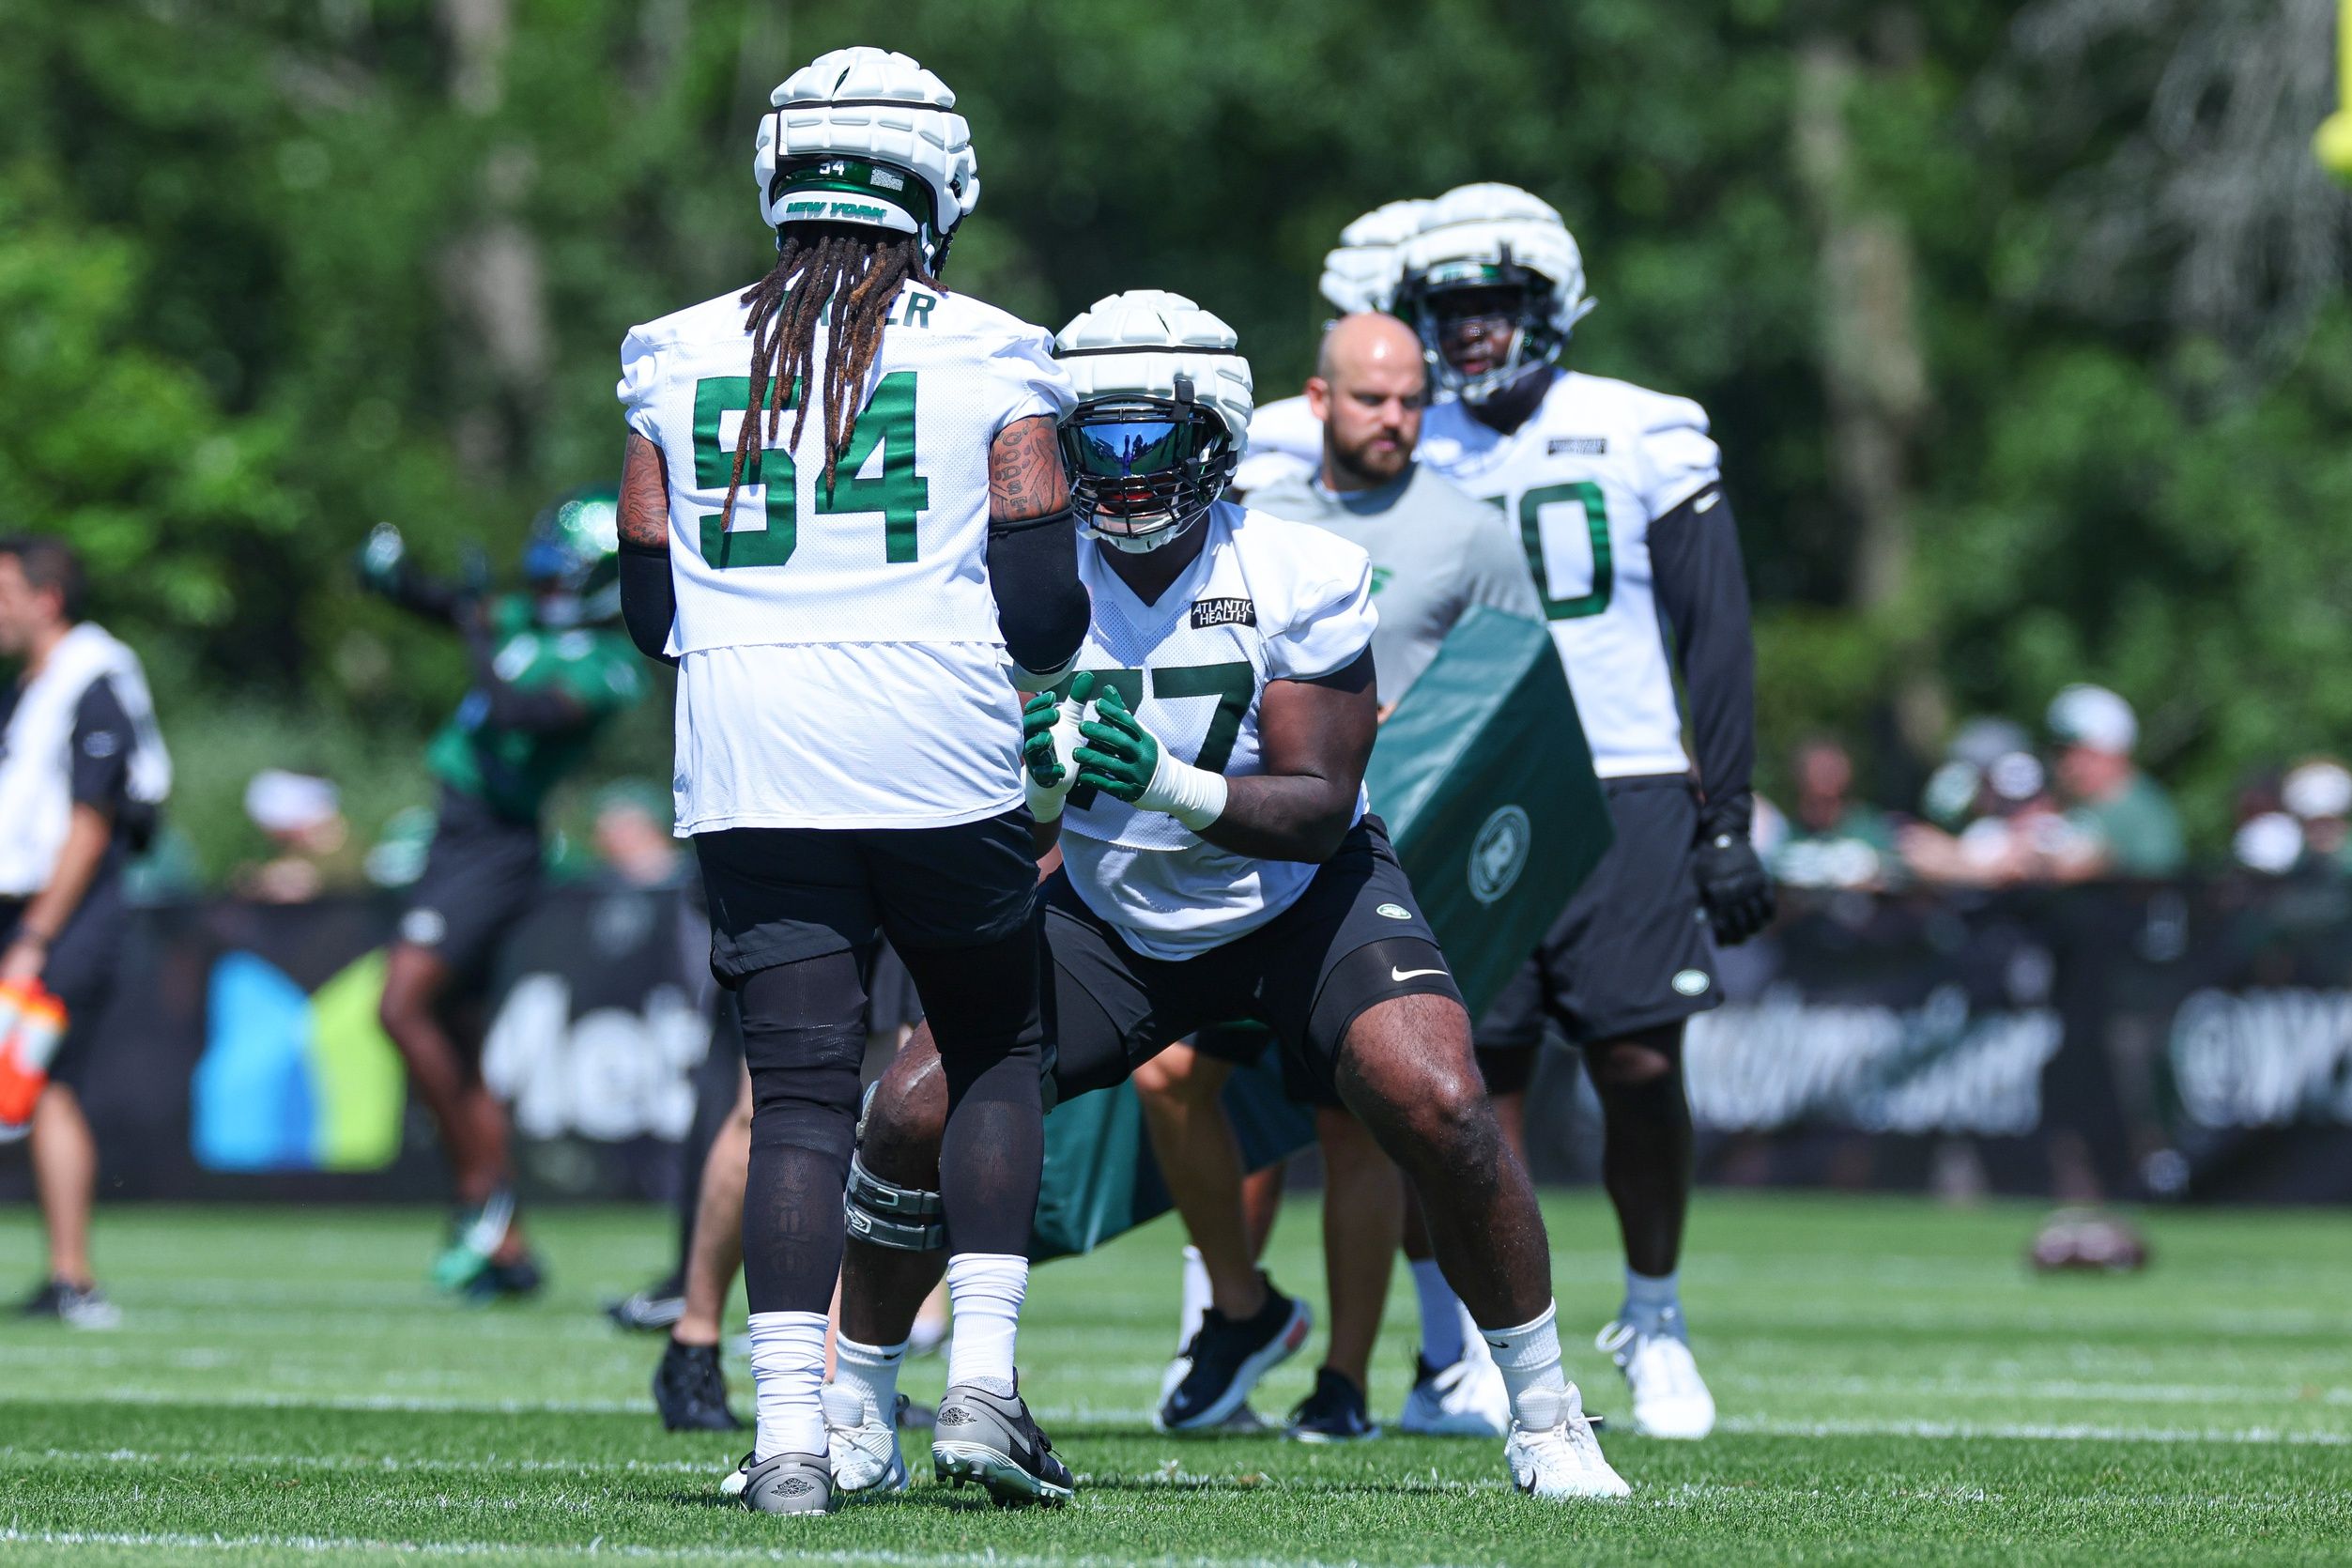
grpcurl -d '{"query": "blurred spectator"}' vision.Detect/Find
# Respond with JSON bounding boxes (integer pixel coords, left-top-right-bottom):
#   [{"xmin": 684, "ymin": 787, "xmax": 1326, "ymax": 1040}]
[
  {"xmin": 2046, "ymin": 685, "xmax": 2185, "ymax": 878},
  {"xmin": 1768, "ymin": 736, "xmax": 1899, "ymax": 890},
  {"xmin": 2283, "ymin": 759, "xmax": 2352, "ymax": 873},
  {"xmin": 591, "ymin": 781, "xmax": 682, "ymax": 888},
  {"xmin": 232, "ymin": 770, "xmax": 360, "ymax": 902},
  {"xmin": 1900, "ymin": 747, "xmax": 2092, "ymax": 886}
]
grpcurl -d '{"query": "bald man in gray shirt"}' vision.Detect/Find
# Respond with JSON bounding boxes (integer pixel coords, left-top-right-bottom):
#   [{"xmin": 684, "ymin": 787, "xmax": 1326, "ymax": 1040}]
[
  {"xmin": 1246, "ymin": 314, "xmax": 1540, "ymax": 709},
  {"xmin": 1136, "ymin": 314, "xmax": 1545, "ymax": 1444}
]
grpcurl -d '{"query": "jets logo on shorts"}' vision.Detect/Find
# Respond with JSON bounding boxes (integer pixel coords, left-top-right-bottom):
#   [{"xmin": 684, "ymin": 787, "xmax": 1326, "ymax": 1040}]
[
  {"xmin": 1468, "ymin": 805, "xmax": 1531, "ymax": 906},
  {"xmin": 1376, "ymin": 902, "xmax": 1411, "ymax": 920},
  {"xmin": 1672, "ymin": 968, "xmax": 1712, "ymax": 996}
]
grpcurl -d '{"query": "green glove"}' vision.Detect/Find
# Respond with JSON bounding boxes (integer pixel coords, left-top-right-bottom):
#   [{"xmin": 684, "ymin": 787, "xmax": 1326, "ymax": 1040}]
[
  {"xmin": 1023, "ymin": 671, "xmax": 1093, "ymax": 822},
  {"xmin": 1076, "ymin": 684, "xmax": 1228, "ymax": 831}
]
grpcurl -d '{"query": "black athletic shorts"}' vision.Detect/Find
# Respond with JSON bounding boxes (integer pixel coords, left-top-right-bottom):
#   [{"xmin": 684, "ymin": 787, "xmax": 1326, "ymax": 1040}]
[
  {"xmin": 0, "ymin": 872, "xmax": 128, "ymax": 1091},
  {"xmin": 1041, "ymin": 816, "xmax": 1465, "ymax": 1110},
  {"xmin": 1474, "ymin": 774, "xmax": 1722, "ymax": 1055},
  {"xmin": 396, "ymin": 786, "xmax": 543, "ymax": 990},
  {"xmin": 693, "ymin": 808, "xmax": 1037, "ymax": 983}
]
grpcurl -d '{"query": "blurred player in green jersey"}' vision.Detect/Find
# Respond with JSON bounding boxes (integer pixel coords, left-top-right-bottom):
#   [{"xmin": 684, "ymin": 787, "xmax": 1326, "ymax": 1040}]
[{"xmin": 357, "ymin": 487, "xmax": 645, "ymax": 1298}]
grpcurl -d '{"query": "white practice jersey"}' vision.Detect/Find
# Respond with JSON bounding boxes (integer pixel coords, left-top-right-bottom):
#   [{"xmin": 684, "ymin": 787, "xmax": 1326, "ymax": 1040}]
[
  {"xmin": 1059, "ymin": 502, "xmax": 1376, "ymax": 960},
  {"xmin": 1418, "ymin": 370, "xmax": 1720, "ymax": 779},
  {"xmin": 1230, "ymin": 393, "xmax": 1321, "ymax": 497},
  {"xmin": 618, "ymin": 278, "xmax": 1073, "ymax": 831}
]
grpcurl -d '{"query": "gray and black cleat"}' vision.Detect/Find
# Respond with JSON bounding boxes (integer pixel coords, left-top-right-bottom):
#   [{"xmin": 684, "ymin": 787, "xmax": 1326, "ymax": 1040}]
[
  {"xmin": 734, "ymin": 1450, "xmax": 837, "ymax": 1514},
  {"xmin": 931, "ymin": 1379, "xmax": 1074, "ymax": 1508}
]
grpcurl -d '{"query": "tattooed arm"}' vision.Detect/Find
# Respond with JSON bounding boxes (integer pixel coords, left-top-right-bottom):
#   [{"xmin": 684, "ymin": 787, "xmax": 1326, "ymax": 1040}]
[
  {"xmin": 986, "ymin": 414, "xmax": 1089, "ymax": 688},
  {"xmin": 617, "ymin": 431, "xmax": 678, "ymax": 663}
]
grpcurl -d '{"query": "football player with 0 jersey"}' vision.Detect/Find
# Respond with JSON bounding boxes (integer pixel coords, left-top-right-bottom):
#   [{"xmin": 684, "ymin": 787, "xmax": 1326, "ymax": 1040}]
[
  {"xmin": 1394, "ymin": 182, "xmax": 1776, "ymax": 1439},
  {"xmin": 822, "ymin": 289, "xmax": 1631, "ymax": 1504},
  {"xmin": 612, "ymin": 46, "xmax": 1089, "ymax": 1514}
]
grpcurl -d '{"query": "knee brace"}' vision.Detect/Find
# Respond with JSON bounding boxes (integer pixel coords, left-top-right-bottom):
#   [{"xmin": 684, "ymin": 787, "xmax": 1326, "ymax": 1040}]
[
  {"xmin": 845, "ymin": 1086, "xmax": 945, "ymax": 1250},
  {"xmin": 844, "ymin": 1149, "xmax": 945, "ymax": 1252}
]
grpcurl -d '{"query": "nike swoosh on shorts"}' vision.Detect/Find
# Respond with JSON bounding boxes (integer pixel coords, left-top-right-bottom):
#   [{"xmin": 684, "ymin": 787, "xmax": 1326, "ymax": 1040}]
[{"xmin": 1391, "ymin": 967, "xmax": 1449, "ymax": 982}]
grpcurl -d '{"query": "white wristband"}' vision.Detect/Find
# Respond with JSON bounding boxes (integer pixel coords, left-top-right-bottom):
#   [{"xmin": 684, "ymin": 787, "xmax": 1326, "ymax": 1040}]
[
  {"xmin": 1008, "ymin": 651, "xmax": 1079, "ymax": 696},
  {"xmin": 1137, "ymin": 749, "xmax": 1229, "ymax": 834},
  {"xmin": 1024, "ymin": 699, "xmax": 1087, "ymax": 823}
]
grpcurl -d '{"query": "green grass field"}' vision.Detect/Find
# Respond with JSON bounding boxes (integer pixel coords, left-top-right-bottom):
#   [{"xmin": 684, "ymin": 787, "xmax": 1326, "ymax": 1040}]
[{"xmin": 1, "ymin": 1192, "xmax": 2345, "ymax": 1565}]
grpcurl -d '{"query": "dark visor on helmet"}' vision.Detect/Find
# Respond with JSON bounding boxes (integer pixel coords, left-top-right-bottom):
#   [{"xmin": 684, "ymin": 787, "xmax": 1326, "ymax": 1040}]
[{"xmin": 1060, "ymin": 403, "xmax": 1223, "ymax": 516}]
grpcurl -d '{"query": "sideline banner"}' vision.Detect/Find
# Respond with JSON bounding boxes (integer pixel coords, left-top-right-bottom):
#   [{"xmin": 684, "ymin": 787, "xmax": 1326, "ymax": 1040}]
[
  {"xmin": 0, "ymin": 884, "xmax": 712, "ymax": 1204},
  {"xmin": 11, "ymin": 877, "xmax": 2352, "ymax": 1207}
]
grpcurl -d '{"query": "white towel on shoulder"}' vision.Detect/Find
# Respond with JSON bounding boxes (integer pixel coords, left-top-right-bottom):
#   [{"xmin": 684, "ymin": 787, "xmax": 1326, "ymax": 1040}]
[{"xmin": 0, "ymin": 623, "xmax": 172, "ymax": 896}]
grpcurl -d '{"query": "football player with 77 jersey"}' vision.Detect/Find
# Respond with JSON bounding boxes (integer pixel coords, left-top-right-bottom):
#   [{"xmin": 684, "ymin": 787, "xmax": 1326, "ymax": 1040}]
[{"xmin": 824, "ymin": 289, "xmax": 1630, "ymax": 1505}]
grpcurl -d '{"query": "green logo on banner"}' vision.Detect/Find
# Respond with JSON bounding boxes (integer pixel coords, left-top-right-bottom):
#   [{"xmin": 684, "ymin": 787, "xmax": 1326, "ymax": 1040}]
[{"xmin": 1468, "ymin": 805, "xmax": 1531, "ymax": 906}]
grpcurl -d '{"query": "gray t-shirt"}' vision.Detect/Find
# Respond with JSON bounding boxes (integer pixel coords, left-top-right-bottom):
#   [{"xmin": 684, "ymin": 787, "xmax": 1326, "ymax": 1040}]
[{"xmin": 1248, "ymin": 462, "xmax": 1542, "ymax": 702}]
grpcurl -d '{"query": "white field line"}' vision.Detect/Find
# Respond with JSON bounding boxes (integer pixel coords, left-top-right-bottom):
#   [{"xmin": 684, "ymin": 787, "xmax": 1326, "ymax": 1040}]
[
  {"xmin": 0, "ymin": 1389, "xmax": 646, "ymax": 1415},
  {"xmin": 0, "ymin": 1528, "xmax": 1450, "ymax": 1568},
  {"xmin": 1718, "ymin": 1414, "xmax": 2352, "ymax": 1446},
  {"xmin": 1713, "ymin": 1375, "xmax": 2352, "ymax": 1407},
  {"xmin": 0, "ymin": 1447, "xmax": 714, "ymax": 1478}
]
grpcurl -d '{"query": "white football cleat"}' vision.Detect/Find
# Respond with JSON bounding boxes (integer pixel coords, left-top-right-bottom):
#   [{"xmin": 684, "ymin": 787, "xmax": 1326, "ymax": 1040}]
[
  {"xmin": 1597, "ymin": 1318, "xmax": 1716, "ymax": 1439},
  {"xmin": 1399, "ymin": 1347, "xmax": 1510, "ymax": 1437},
  {"xmin": 1503, "ymin": 1384, "xmax": 1629, "ymax": 1499},
  {"xmin": 822, "ymin": 1384, "xmax": 910, "ymax": 1496}
]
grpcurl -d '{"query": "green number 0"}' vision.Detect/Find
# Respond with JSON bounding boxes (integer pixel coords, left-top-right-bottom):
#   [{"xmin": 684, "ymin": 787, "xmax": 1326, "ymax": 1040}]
[
  {"xmin": 1056, "ymin": 661, "xmax": 1256, "ymax": 810},
  {"xmin": 691, "ymin": 371, "xmax": 928, "ymax": 569},
  {"xmin": 1514, "ymin": 482, "xmax": 1613, "ymax": 620}
]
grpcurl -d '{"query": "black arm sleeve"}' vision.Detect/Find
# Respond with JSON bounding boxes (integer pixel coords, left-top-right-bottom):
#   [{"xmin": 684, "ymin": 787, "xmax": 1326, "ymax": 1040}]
[
  {"xmin": 460, "ymin": 618, "xmax": 587, "ymax": 734},
  {"xmin": 987, "ymin": 506, "xmax": 1090, "ymax": 681},
  {"xmin": 619, "ymin": 539, "xmax": 680, "ymax": 666},
  {"xmin": 1651, "ymin": 484, "xmax": 1759, "ymax": 840}
]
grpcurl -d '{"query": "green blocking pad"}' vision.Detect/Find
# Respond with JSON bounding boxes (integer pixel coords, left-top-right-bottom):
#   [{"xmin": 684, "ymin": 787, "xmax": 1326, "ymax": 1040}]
[
  {"xmin": 1030, "ymin": 607, "xmax": 1611, "ymax": 1261},
  {"xmin": 1360, "ymin": 605, "xmax": 1613, "ymax": 1022}
]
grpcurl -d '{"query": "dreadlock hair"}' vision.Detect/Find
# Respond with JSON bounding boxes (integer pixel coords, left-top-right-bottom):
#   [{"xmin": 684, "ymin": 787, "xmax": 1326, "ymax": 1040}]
[{"xmin": 720, "ymin": 223, "xmax": 941, "ymax": 530}]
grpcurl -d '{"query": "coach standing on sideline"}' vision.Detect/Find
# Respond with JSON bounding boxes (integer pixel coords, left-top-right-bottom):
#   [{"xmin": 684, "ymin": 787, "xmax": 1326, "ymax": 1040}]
[
  {"xmin": 0, "ymin": 537, "xmax": 170, "ymax": 1329},
  {"xmin": 1133, "ymin": 313, "xmax": 1544, "ymax": 1441}
]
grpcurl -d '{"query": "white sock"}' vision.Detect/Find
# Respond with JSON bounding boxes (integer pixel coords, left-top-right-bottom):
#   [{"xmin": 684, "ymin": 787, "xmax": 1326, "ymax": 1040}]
[
  {"xmin": 1410, "ymin": 1258, "xmax": 1467, "ymax": 1368},
  {"xmin": 945, "ymin": 1252, "xmax": 1027, "ymax": 1397},
  {"xmin": 746, "ymin": 1310, "xmax": 829, "ymax": 1459},
  {"xmin": 1481, "ymin": 1300, "xmax": 1571, "ymax": 1429},
  {"xmin": 1176, "ymin": 1245, "xmax": 1211, "ymax": 1353},
  {"xmin": 831, "ymin": 1332, "xmax": 906, "ymax": 1419},
  {"xmin": 1622, "ymin": 1268, "xmax": 1682, "ymax": 1336}
]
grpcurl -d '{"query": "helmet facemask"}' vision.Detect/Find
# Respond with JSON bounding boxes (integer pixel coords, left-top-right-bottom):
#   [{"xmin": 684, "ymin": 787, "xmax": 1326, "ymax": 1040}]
[
  {"xmin": 1400, "ymin": 251, "xmax": 1565, "ymax": 406},
  {"xmin": 1060, "ymin": 376, "xmax": 1237, "ymax": 555}
]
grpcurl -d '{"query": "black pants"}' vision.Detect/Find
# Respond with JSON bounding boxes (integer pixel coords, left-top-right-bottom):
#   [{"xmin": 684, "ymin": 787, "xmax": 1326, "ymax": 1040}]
[{"xmin": 696, "ymin": 812, "xmax": 1047, "ymax": 1313}]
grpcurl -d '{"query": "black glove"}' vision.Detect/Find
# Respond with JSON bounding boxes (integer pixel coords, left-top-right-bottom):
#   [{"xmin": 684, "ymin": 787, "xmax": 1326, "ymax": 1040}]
[{"xmin": 1693, "ymin": 829, "xmax": 1776, "ymax": 945}]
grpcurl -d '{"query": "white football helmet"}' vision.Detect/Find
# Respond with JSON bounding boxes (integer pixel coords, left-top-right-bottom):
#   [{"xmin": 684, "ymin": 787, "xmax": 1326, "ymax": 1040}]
[
  {"xmin": 756, "ymin": 47, "xmax": 978, "ymax": 274},
  {"xmin": 1317, "ymin": 197, "xmax": 1431, "ymax": 316},
  {"xmin": 1395, "ymin": 182, "xmax": 1594, "ymax": 403},
  {"xmin": 1054, "ymin": 291, "xmax": 1254, "ymax": 554}
]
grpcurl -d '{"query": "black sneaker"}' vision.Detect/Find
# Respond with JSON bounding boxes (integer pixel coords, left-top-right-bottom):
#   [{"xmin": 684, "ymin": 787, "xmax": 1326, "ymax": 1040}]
[
  {"xmin": 1157, "ymin": 1275, "xmax": 1311, "ymax": 1432},
  {"xmin": 654, "ymin": 1339, "xmax": 744, "ymax": 1432},
  {"xmin": 19, "ymin": 1279, "xmax": 121, "ymax": 1330},
  {"xmin": 605, "ymin": 1273, "xmax": 686, "ymax": 1332},
  {"xmin": 464, "ymin": 1252, "xmax": 544, "ymax": 1302},
  {"xmin": 932, "ymin": 1377, "xmax": 1074, "ymax": 1507},
  {"xmin": 1285, "ymin": 1367, "xmax": 1380, "ymax": 1443}
]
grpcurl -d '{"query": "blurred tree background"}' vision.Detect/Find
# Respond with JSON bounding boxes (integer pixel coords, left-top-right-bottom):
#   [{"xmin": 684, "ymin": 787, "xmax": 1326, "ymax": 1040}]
[{"xmin": 1, "ymin": 0, "xmax": 2346, "ymax": 873}]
